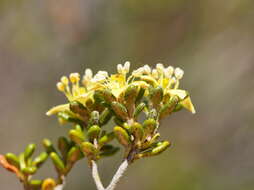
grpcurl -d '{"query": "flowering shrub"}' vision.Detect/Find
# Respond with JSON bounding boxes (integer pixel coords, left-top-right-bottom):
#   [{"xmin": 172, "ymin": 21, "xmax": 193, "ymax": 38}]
[{"xmin": 1, "ymin": 62, "xmax": 195, "ymax": 190}]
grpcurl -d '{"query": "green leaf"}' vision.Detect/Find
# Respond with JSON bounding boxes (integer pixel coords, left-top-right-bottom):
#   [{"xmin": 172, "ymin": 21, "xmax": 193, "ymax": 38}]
[
  {"xmin": 24, "ymin": 144, "xmax": 36, "ymax": 160},
  {"xmin": 69, "ymin": 129, "xmax": 85, "ymax": 145},
  {"xmin": 114, "ymin": 126, "xmax": 130, "ymax": 147},
  {"xmin": 87, "ymin": 125, "xmax": 101, "ymax": 142},
  {"xmin": 111, "ymin": 102, "xmax": 129, "ymax": 121},
  {"xmin": 67, "ymin": 146, "xmax": 83, "ymax": 163},
  {"xmin": 81, "ymin": 142, "xmax": 97, "ymax": 157},
  {"xmin": 134, "ymin": 102, "xmax": 146, "ymax": 118},
  {"xmin": 98, "ymin": 132, "xmax": 115, "ymax": 147},
  {"xmin": 43, "ymin": 139, "xmax": 57, "ymax": 154},
  {"xmin": 100, "ymin": 145, "xmax": 119, "ymax": 157},
  {"xmin": 32, "ymin": 152, "xmax": 48, "ymax": 168},
  {"xmin": 5, "ymin": 153, "xmax": 20, "ymax": 169},
  {"xmin": 58, "ymin": 137, "xmax": 70, "ymax": 159},
  {"xmin": 99, "ymin": 108, "xmax": 112, "ymax": 126},
  {"xmin": 50, "ymin": 152, "xmax": 65, "ymax": 173}
]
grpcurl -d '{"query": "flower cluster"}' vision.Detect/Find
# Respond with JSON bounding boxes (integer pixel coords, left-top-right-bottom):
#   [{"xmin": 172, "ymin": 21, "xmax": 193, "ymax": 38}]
[{"xmin": 1, "ymin": 62, "xmax": 195, "ymax": 190}]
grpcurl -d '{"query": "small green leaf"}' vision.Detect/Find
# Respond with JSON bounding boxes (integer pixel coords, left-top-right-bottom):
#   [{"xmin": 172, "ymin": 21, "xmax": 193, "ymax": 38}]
[
  {"xmin": 22, "ymin": 166, "xmax": 37, "ymax": 175},
  {"xmin": 111, "ymin": 102, "xmax": 129, "ymax": 121},
  {"xmin": 67, "ymin": 146, "xmax": 83, "ymax": 163},
  {"xmin": 24, "ymin": 144, "xmax": 36, "ymax": 160},
  {"xmin": 87, "ymin": 125, "xmax": 101, "ymax": 142},
  {"xmin": 159, "ymin": 96, "xmax": 179, "ymax": 119},
  {"xmin": 130, "ymin": 122, "xmax": 144, "ymax": 143},
  {"xmin": 69, "ymin": 129, "xmax": 85, "ymax": 145},
  {"xmin": 69, "ymin": 101, "xmax": 89, "ymax": 118},
  {"xmin": 100, "ymin": 145, "xmax": 119, "ymax": 157},
  {"xmin": 149, "ymin": 86, "xmax": 163, "ymax": 108},
  {"xmin": 99, "ymin": 108, "xmax": 112, "ymax": 126},
  {"xmin": 114, "ymin": 126, "xmax": 130, "ymax": 147},
  {"xmin": 43, "ymin": 139, "xmax": 57, "ymax": 154},
  {"xmin": 134, "ymin": 102, "xmax": 146, "ymax": 118},
  {"xmin": 50, "ymin": 152, "xmax": 65, "ymax": 173},
  {"xmin": 143, "ymin": 119, "xmax": 157, "ymax": 137},
  {"xmin": 98, "ymin": 132, "xmax": 115, "ymax": 147},
  {"xmin": 5, "ymin": 153, "xmax": 20, "ymax": 169},
  {"xmin": 32, "ymin": 152, "xmax": 48, "ymax": 168},
  {"xmin": 58, "ymin": 137, "xmax": 70, "ymax": 159},
  {"xmin": 81, "ymin": 142, "xmax": 97, "ymax": 157}
]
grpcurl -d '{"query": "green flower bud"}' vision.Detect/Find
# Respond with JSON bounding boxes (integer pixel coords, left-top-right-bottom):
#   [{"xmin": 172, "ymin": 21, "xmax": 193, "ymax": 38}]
[
  {"xmin": 32, "ymin": 152, "xmax": 48, "ymax": 168},
  {"xmin": 99, "ymin": 108, "xmax": 112, "ymax": 126},
  {"xmin": 69, "ymin": 129, "xmax": 85, "ymax": 145},
  {"xmin": 98, "ymin": 132, "xmax": 115, "ymax": 147},
  {"xmin": 111, "ymin": 102, "xmax": 128, "ymax": 121},
  {"xmin": 43, "ymin": 139, "xmax": 57, "ymax": 154},
  {"xmin": 134, "ymin": 102, "xmax": 146, "ymax": 118},
  {"xmin": 50, "ymin": 152, "xmax": 65, "ymax": 173},
  {"xmin": 114, "ymin": 126, "xmax": 130, "ymax": 147},
  {"xmin": 5, "ymin": 153, "xmax": 20, "ymax": 169},
  {"xmin": 24, "ymin": 144, "xmax": 36, "ymax": 160},
  {"xmin": 81, "ymin": 142, "xmax": 97, "ymax": 156},
  {"xmin": 87, "ymin": 125, "xmax": 101, "ymax": 142}
]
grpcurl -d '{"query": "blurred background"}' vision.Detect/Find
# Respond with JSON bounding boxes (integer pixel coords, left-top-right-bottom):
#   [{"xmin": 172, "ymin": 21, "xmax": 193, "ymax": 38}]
[{"xmin": 1, "ymin": 0, "xmax": 254, "ymax": 189}]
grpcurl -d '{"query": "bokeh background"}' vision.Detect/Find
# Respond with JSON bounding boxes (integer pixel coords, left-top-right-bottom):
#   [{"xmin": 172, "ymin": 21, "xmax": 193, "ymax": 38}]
[{"xmin": 1, "ymin": 0, "xmax": 254, "ymax": 189}]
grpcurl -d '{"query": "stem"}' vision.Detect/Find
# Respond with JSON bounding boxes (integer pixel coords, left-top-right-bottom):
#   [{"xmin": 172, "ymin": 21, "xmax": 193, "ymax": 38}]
[
  {"xmin": 54, "ymin": 176, "xmax": 66, "ymax": 190},
  {"xmin": 106, "ymin": 159, "xmax": 128, "ymax": 190},
  {"xmin": 91, "ymin": 160, "xmax": 105, "ymax": 190}
]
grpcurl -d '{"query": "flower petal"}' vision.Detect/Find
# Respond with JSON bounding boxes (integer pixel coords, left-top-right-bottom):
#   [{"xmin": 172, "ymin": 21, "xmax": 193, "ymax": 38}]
[
  {"xmin": 180, "ymin": 96, "xmax": 196, "ymax": 114},
  {"xmin": 46, "ymin": 104, "xmax": 69, "ymax": 116}
]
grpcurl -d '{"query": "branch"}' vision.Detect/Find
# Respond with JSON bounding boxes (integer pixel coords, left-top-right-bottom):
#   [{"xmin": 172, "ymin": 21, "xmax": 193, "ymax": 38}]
[
  {"xmin": 91, "ymin": 160, "xmax": 105, "ymax": 190},
  {"xmin": 106, "ymin": 159, "xmax": 128, "ymax": 190}
]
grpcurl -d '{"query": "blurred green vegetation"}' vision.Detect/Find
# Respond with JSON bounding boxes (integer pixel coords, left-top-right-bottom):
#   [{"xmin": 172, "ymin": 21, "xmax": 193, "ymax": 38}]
[{"xmin": 1, "ymin": 0, "xmax": 254, "ymax": 189}]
